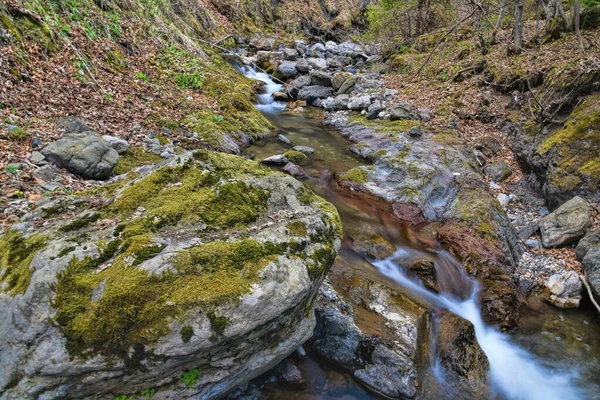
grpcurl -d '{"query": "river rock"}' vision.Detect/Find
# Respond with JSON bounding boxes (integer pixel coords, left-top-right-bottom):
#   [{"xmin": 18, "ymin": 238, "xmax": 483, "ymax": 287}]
[
  {"xmin": 278, "ymin": 134, "xmax": 291, "ymax": 144},
  {"xmin": 41, "ymin": 132, "xmax": 119, "ymax": 180},
  {"xmin": 540, "ymin": 196, "xmax": 592, "ymax": 248},
  {"xmin": 282, "ymin": 162, "xmax": 305, "ymax": 177},
  {"xmin": 277, "ymin": 61, "xmax": 298, "ymax": 79},
  {"xmin": 576, "ymin": 229, "xmax": 600, "ymax": 296},
  {"xmin": 102, "ymin": 134, "xmax": 129, "ymax": 154},
  {"xmin": 367, "ymin": 101, "xmax": 384, "ymax": 120},
  {"xmin": 0, "ymin": 151, "xmax": 341, "ymax": 399},
  {"xmin": 307, "ymin": 57, "xmax": 327, "ymax": 70},
  {"xmin": 297, "ymin": 85, "xmax": 334, "ymax": 103},
  {"xmin": 295, "ymin": 59, "xmax": 310, "ymax": 74},
  {"xmin": 293, "ymin": 146, "xmax": 315, "ymax": 155},
  {"xmin": 348, "ymin": 95, "xmax": 372, "ymax": 111},
  {"xmin": 324, "ymin": 94, "xmax": 350, "ymax": 111},
  {"xmin": 310, "ymin": 70, "xmax": 333, "ymax": 86},
  {"xmin": 389, "ymin": 102, "xmax": 413, "ymax": 120},
  {"xmin": 484, "ymin": 162, "xmax": 512, "ymax": 182},
  {"xmin": 273, "ymin": 91, "xmax": 289, "ymax": 101},
  {"xmin": 337, "ymin": 76, "xmax": 359, "ymax": 95},
  {"xmin": 283, "ymin": 48, "xmax": 299, "ymax": 60},
  {"xmin": 288, "ymin": 75, "xmax": 312, "ymax": 98},
  {"xmin": 545, "ymin": 271, "xmax": 582, "ymax": 308},
  {"xmin": 261, "ymin": 154, "xmax": 288, "ymax": 165},
  {"xmin": 249, "ymin": 37, "xmax": 276, "ymax": 50}
]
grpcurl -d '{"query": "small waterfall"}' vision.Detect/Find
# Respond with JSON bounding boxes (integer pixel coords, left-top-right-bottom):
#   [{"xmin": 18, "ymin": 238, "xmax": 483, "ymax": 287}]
[
  {"xmin": 239, "ymin": 65, "xmax": 287, "ymax": 112},
  {"xmin": 371, "ymin": 248, "xmax": 584, "ymax": 400}
]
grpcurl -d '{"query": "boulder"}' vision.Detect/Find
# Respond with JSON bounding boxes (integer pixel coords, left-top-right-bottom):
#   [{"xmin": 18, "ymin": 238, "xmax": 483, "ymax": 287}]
[
  {"xmin": 283, "ymin": 48, "xmax": 299, "ymax": 61},
  {"xmin": 367, "ymin": 101, "xmax": 384, "ymax": 120},
  {"xmin": 348, "ymin": 95, "xmax": 372, "ymax": 111},
  {"xmin": 102, "ymin": 135, "xmax": 130, "ymax": 154},
  {"xmin": 576, "ymin": 229, "xmax": 600, "ymax": 296},
  {"xmin": 309, "ymin": 70, "xmax": 333, "ymax": 87},
  {"xmin": 540, "ymin": 196, "xmax": 592, "ymax": 248},
  {"xmin": 297, "ymin": 86, "xmax": 334, "ymax": 103},
  {"xmin": 0, "ymin": 151, "xmax": 341, "ymax": 399},
  {"xmin": 41, "ymin": 132, "xmax": 119, "ymax": 180},
  {"xmin": 324, "ymin": 95, "xmax": 350, "ymax": 111},
  {"xmin": 277, "ymin": 61, "xmax": 298, "ymax": 80},
  {"xmin": 288, "ymin": 75, "xmax": 312, "ymax": 98},
  {"xmin": 331, "ymin": 72, "xmax": 351, "ymax": 91},
  {"xmin": 307, "ymin": 57, "xmax": 327, "ymax": 70},
  {"xmin": 545, "ymin": 271, "xmax": 582, "ymax": 308},
  {"xmin": 272, "ymin": 91, "xmax": 289, "ymax": 101},
  {"xmin": 55, "ymin": 116, "xmax": 91, "ymax": 134},
  {"xmin": 484, "ymin": 162, "xmax": 512, "ymax": 182},
  {"xmin": 389, "ymin": 102, "xmax": 413, "ymax": 120},
  {"xmin": 295, "ymin": 59, "xmax": 310, "ymax": 74},
  {"xmin": 336, "ymin": 76, "xmax": 359, "ymax": 95},
  {"xmin": 249, "ymin": 37, "xmax": 276, "ymax": 50}
]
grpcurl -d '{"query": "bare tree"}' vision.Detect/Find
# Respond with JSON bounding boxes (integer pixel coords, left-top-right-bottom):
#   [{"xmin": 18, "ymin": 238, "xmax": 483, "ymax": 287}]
[
  {"xmin": 512, "ymin": 0, "xmax": 524, "ymax": 54},
  {"xmin": 573, "ymin": 0, "xmax": 584, "ymax": 50}
]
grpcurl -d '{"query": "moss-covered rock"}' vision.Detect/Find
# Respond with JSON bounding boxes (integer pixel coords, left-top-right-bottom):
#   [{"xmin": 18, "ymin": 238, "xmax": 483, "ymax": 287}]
[{"xmin": 0, "ymin": 150, "xmax": 341, "ymax": 399}]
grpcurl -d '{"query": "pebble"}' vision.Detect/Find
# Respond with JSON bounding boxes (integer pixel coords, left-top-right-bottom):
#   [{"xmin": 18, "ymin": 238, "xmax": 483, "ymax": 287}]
[
  {"xmin": 278, "ymin": 134, "xmax": 291, "ymax": 144},
  {"xmin": 525, "ymin": 239, "xmax": 541, "ymax": 249},
  {"xmin": 497, "ymin": 193, "xmax": 510, "ymax": 207},
  {"xmin": 490, "ymin": 181, "xmax": 501, "ymax": 190}
]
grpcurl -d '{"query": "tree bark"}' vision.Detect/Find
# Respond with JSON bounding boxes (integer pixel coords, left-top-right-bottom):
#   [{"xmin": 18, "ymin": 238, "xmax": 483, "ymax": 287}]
[
  {"xmin": 513, "ymin": 0, "xmax": 524, "ymax": 54},
  {"xmin": 573, "ymin": 0, "xmax": 584, "ymax": 49}
]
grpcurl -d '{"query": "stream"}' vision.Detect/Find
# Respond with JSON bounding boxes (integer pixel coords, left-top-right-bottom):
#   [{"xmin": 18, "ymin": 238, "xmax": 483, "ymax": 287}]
[{"xmin": 237, "ymin": 65, "xmax": 600, "ymax": 399}]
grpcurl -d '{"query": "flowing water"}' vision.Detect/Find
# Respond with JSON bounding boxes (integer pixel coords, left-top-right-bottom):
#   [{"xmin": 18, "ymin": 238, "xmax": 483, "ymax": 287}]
[{"xmin": 237, "ymin": 65, "xmax": 600, "ymax": 399}]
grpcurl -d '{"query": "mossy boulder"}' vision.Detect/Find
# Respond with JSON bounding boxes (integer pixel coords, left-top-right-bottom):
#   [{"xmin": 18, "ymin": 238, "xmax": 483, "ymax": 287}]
[{"xmin": 0, "ymin": 150, "xmax": 341, "ymax": 399}]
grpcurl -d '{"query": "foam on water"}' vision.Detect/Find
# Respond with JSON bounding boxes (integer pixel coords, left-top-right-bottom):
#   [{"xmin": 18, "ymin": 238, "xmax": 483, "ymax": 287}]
[{"xmin": 372, "ymin": 248, "xmax": 584, "ymax": 400}]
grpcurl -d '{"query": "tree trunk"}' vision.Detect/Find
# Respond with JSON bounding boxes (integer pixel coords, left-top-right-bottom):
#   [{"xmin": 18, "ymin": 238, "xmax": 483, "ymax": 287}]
[
  {"xmin": 573, "ymin": 0, "xmax": 584, "ymax": 49},
  {"xmin": 495, "ymin": 0, "xmax": 507, "ymax": 30},
  {"xmin": 556, "ymin": 0, "xmax": 568, "ymax": 25},
  {"xmin": 513, "ymin": 0, "xmax": 524, "ymax": 54}
]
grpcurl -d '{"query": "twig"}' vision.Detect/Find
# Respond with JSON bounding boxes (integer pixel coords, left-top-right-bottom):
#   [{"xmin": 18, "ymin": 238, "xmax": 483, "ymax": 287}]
[{"xmin": 579, "ymin": 273, "xmax": 600, "ymax": 314}]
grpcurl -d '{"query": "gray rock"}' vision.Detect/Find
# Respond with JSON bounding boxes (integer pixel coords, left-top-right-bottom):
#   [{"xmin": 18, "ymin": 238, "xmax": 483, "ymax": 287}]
[
  {"xmin": 484, "ymin": 162, "xmax": 512, "ymax": 182},
  {"xmin": 417, "ymin": 108, "xmax": 432, "ymax": 122},
  {"xmin": 336, "ymin": 76, "xmax": 359, "ymax": 95},
  {"xmin": 476, "ymin": 136, "xmax": 502, "ymax": 157},
  {"xmin": 367, "ymin": 101, "xmax": 384, "ymax": 120},
  {"xmin": 282, "ymin": 162, "xmax": 305, "ymax": 177},
  {"xmin": 279, "ymin": 361, "xmax": 303, "ymax": 384},
  {"xmin": 309, "ymin": 43, "xmax": 326, "ymax": 55},
  {"xmin": 293, "ymin": 146, "xmax": 314, "ymax": 155},
  {"xmin": 546, "ymin": 271, "xmax": 582, "ymax": 308},
  {"xmin": 31, "ymin": 137, "xmax": 43, "ymax": 149},
  {"xmin": 102, "ymin": 135, "xmax": 130, "ymax": 154},
  {"xmin": 389, "ymin": 102, "xmax": 412, "ymax": 120},
  {"xmin": 307, "ymin": 57, "xmax": 327, "ymax": 70},
  {"xmin": 249, "ymin": 37, "xmax": 276, "ymax": 50},
  {"xmin": 348, "ymin": 95, "xmax": 372, "ymax": 111},
  {"xmin": 30, "ymin": 150, "xmax": 46, "ymax": 165},
  {"xmin": 288, "ymin": 75, "xmax": 312, "ymax": 98},
  {"xmin": 540, "ymin": 196, "xmax": 592, "ymax": 248},
  {"xmin": 295, "ymin": 59, "xmax": 310, "ymax": 74},
  {"xmin": 576, "ymin": 229, "xmax": 600, "ymax": 296},
  {"xmin": 324, "ymin": 95, "xmax": 350, "ymax": 111},
  {"xmin": 55, "ymin": 116, "xmax": 91, "ymax": 134},
  {"xmin": 408, "ymin": 126, "xmax": 422, "ymax": 138},
  {"xmin": 261, "ymin": 154, "xmax": 288, "ymax": 165},
  {"xmin": 525, "ymin": 238, "xmax": 541, "ymax": 248},
  {"xmin": 297, "ymin": 86, "xmax": 333, "ymax": 103},
  {"xmin": 474, "ymin": 150, "xmax": 487, "ymax": 166},
  {"xmin": 283, "ymin": 48, "xmax": 299, "ymax": 60},
  {"xmin": 41, "ymin": 132, "xmax": 119, "ymax": 180},
  {"xmin": 310, "ymin": 70, "xmax": 333, "ymax": 86},
  {"xmin": 33, "ymin": 165, "xmax": 58, "ymax": 182},
  {"xmin": 272, "ymin": 91, "xmax": 289, "ymax": 101},
  {"xmin": 331, "ymin": 72, "xmax": 350, "ymax": 91},
  {"xmin": 278, "ymin": 134, "xmax": 291, "ymax": 145},
  {"xmin": 277, "ymin": 61, "xmax": 298, "ymax": 79},
  {"xmin": 496, "ymin": 193, "xmax": 510, "ymax": 208}
]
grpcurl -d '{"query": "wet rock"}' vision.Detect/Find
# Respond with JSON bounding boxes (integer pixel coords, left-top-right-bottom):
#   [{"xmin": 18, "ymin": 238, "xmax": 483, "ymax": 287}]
[
  {"xmin": 295, "ymin": 59, "xmax": 310, "ymax": 74},
  {"xmin": 273, "ymin": 91, "xmax": 289, "ymax": 101},
  {"xmin": 282, "ymin": 162, "xmax": 305, "ymax": 177},
  {"xmin": 307, "ymin": 57, "xmax": 327, "ymax": 70},
  {"xmin": 540, "ymin": 196, "xmax": 592, "ymax": 248},
  {"xmin": 310, "ymin": 70, "xmax": 333, "ymax": 86},
  {"xmin": 348, "ymin": 95, "xmax": 372, "ymax": 111},
  {"xmin": 277, "ymin": 61, "xmax": 298, "ymax": 79},
  {"xmin": 324, "ymin": 95, "xmax": 350, "ymax": 111},
  {"xmin": 102, "ymin": 135, "xmax": 129, "ymax": 154},
  {"xmin": 337, "ymin": 76, "xmax": 359, "ymax": 95},
  {"xmin": 484, "ymin": 162, "xmax": 512, "ymax": 182},
  {"xmin": 389, "ymin": 102, "xmax": 412, "ymax": 120},
  {"xmin": 297, "ymin": 85, "xmax": 334, "ymax": 103},
  {"xmin": 278, "ymin": 360, "xmax": 304, "ymax": 384},
  {"xmin": 278, "ymin": 134, "xmax": 291, "ymax": 144},
  {"xmin": 293, "ymin": 146, "xmax": 315, "ymax": 155},
  {"xmin": 261, "ymin": 154, "xmax": 288, "ymax": 165},
  {"xmin": 41, "ymin": 132, "xmax": 119, "ymax": 180},
  {"xmin": 0, "ymin": 152, "xmax": 341, "ymax": 400},
  {"xmin": 576, "ymin": 229, "xmax": 600, "ymax": 296},
  {"xmin": 545, "ymin": 271, "xmax": 582, "ymax": 308},
  {"xmin": 367, "ymin": 101, "xmax": 384, "ymax": 120}
]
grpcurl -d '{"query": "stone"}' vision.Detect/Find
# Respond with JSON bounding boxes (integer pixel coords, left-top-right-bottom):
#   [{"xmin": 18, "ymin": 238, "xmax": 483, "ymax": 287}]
[
  {"xmin": 408, "ymin": 126, "xmax": 422, "ymax": 138},
  {"xmin": 367, "ymin": 101, "xmax": 384, "ymax": 120},
  {"xmin": 496, "ymin": 193, "xmax": 510, "ymax": 207},
  {"xmin": 389, "ymin": 102, "xmax": 412, "ymax": 120},
  {"xmin": 277, "ymin": 134, "xmax": 291, "ymax": 145},
  {"xmin": 279, "ymin": 361, "xmax": 303, "ymax": 384},
  {"xmin": 484, "ymin": 162, "xmax": 512, "ymax": 182},
  {"xmin": 309, "ymin": 70, "xmax": 333, "ymax": 86},
  {"xmin": 282, "ymin": 162, "xmax": 305, "ymax": 177},
  {"xmin": 283, "ymin": 48, "xmax": 299, "ymax": 60},
  {"xmin": 324, "ymin": 95, "xmax": 350, "ymax": 111},
  {"xmin": 540, "ymin": 196, "xmax": 593, "ymax": 248},
  {"xmin": 474, "ymin": 150, "xmax": 487, "ymax": 166},
  {"xmin": 348, "ymin": 95, "xmax": 372, "ymax": 111},
  {"xmin": 272, "ymin": 91, "xmax": 289, "ymax": 101},
  {"xmin": 525, "ymin": 238, "xmax": 541, "ymax": 248},
  {"xmin": 30, "ymin": 151, "xmax": 46, "ymax": 165},
  {"xmin": 297, "ymin": 86, "xmax": 333, "ymax": 103},
  {"xmin": 33, "ymin": 165, "xmax": 58, "ymax": 182},
  {"xmin": 336, "ymin": 76, "xmax": 358, "ymax": 95},
  {"xmin": 417, "ymin": 108, "xmax": 432, "ymax": 122},
  {"xmin": 288, "ymin": 75, "xmax": 312, "ymax": 98},
  {"xmin": 518, "ymin": 223, "xmax": 539, "ymax": 240},
  {"xmin": 41, "ymin": 132, "xmax": 119, "ymax": 180},
  {"xmin": 307, "ymin": 57, "xmax": 327, "ymax": 70},
  {"xmin": 249, "ymin": 37, "xmax": 276, "ymax": 50},
  {"xmin": 309, "ymin": 43, "xmax": 326, "ymax": 55},
  {"xmin": 546, "ymin": 271, "xmax": 582, "ymax": 308},
  {"xmin": 55, "ymin": 116, "xmax": 91, "ymax": 134},
  {"xmin": 331, "ymin": 72, "xmax": 351, "ymax": 91},
  {"xmin": 277, "ymin": 61, "xmax": 297, "ymax": 79},
  {"xmin": 476, "ymin": 136, "xmax": 502, "ymax": 157},
  {"xmin": 31, "ymin": 137, "xmax": 43, "ymax": 149},
  {"xmin": 0, "ymin": 152, "xmax": 341, "ymax": 400},
  {"xmin": 295, "ymin": 59, "xmax": 309, "ymax": 74},
  {"xmin": 261, "ymin": 154, "xmax": 288, "ymax": 165},
  {"xmin": 293, "ymin": 146, "xmax": 314, "ymax": 155},
  {"xmin": 102, "ymin": 135, "xmax": 130, "ymax": 154},
  {"xmin": 576, "ymin": 229, "xmax": 600, "ymax": 297}
]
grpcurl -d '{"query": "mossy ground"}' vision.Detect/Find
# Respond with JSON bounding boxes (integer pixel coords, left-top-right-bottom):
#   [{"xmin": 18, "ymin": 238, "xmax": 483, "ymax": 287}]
[
  {"xmin": 337, "ymin": 167, "xmax": 369, "ymax": 184},
  {"xmin": 113, "ymin": 147, "xmax": 164, "ymax": 176}
]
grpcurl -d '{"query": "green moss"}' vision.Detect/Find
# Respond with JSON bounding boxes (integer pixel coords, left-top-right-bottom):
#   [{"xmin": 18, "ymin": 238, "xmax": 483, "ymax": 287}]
[
  {"xmin": 284, "ymin": 150, "xmax": 307, "ymax": 163},
  {"xmin": 180, "ymin": 325, "xmax": 194, "ymax": 343},
  {"xmin": 59, "ymin": 212, "xmax": 101, "ymax": 232},
  {"xmin": 113, "ymin": 147, "xmax": 164, "ymax": 176},
  {"xmin": 58, "ymin": 246, "xmax": 77, "ymax": 258},
  {"xmin": 450, "ymin": 188, "xmax": 504, "ymax": 242},
  {"xmin": 338, "ymin": 167, "xmax": 369, "ymax": 184},
  {"xmin": 0, "ymin": 230, "xmax": 47, "ymax": 295},
  {"xmin": 8, "ymin": 127, "xmax": 29, "ymax": 140},
  {"xmin": 287, "ymin": 221, "xmax": 308, "ymax": 236},
  {"xmin": 181, "ymin": 368, "xmax": 201, "ymax": 388},
  {"xmin": 207, "ymin": 312, "xmax": 229, "ymax": 340},
  {"xmin": 551, "ymin": 174, "xmax": 582, "ymax": 191},
  {"xmin": 349, "ymin": 114, "xmax": 420, "ymax": 133}
]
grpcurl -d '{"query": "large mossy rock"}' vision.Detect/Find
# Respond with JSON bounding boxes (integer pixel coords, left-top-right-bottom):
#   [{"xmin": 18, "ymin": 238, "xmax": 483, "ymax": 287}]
[
  {"xmin": 502, "ymin": 93, "xmax": 600, "ymax": 209},
  {"xmin": 0, "ymin": 151, "xmax": 341, "ymax": 399}
]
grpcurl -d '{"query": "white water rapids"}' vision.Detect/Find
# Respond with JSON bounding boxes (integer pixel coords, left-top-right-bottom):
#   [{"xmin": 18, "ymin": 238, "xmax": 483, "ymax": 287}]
[
  {"xmin": 372, "ymin": 248, "xmax": 584, "ymax": 400},
  {"xmin": 239, "ymin": 65, "xmax": 287, "ymax": 112}
]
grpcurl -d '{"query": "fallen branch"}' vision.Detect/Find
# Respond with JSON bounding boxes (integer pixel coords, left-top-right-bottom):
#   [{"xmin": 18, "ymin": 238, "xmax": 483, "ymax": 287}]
[{"xmin": 579, "ymin": 273, "xmax": 600, "ymax": 315}]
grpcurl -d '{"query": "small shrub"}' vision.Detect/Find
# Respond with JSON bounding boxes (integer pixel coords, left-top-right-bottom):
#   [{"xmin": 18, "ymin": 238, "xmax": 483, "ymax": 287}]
[
  {"xmin": 8, "ymin": 127, "xmax": 28, "ymax": 140},
  {"xmin": 135, "ymin": 72, "xmax": 149, "ymax": 81}
]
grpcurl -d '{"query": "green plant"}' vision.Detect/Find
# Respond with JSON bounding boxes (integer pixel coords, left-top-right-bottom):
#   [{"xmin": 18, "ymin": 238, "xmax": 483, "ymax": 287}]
[
  {"xmin": 140, "ymin": 388, "xmax": 156, "ymax": 399},
  {"xmin": 6, "ymin": 164, "xmax": 20, "ymax": 174},
  {"xmin": 135, "ymin": 72, "xmax": 149, "ymax": 81},
  {"xmin": 181, "ymin": 368, "xmax": 201, "ymax": 388},
  {"xmin": 8, "ymin": 127, "xmax": 28, "ymax": 140},
  {"xmin": 175, "ymin": 72, "xmax": 204, "ymax": 90},
  {"xmin": 103, "ymin": 93, "xmax": 113, "ymax": 101},
  {"xmin": 113, "ymin": 395, "xmax": 133, "ymax": 400}
]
